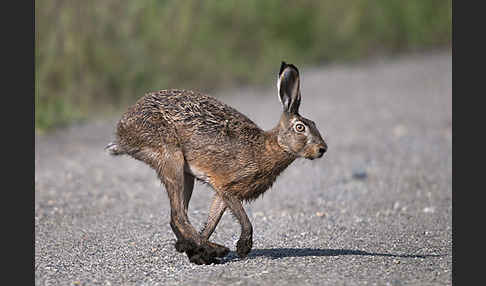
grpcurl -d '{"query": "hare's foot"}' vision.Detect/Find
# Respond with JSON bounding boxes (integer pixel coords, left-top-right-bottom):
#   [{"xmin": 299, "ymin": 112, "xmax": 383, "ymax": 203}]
[
  {"xmin": 174, "ymin": 239, "xmax": 190, "ymax": 253},
  {"xmin": 206, "ymin": 241, "xmax": 230, "ymax": 258},
  {"xmin": 175, "ymin": 239, "xmax": 226, "ymax": 265},
  {"xmin": 185, "ymin": 245, "xmax": 220, "ymax": 265},
  {"xmin": 236, "ymin": 234, "xmax": 253, "ymax": 258},
  {"xmin": 175, "ymin": 240, "xmax": 228, "ymax": 257}
]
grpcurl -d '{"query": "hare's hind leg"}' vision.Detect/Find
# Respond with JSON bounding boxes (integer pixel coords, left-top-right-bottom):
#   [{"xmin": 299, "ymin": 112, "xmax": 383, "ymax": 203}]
[
  {"xmin": 154, "ymin": 147, "xmax": 220, "ymax": 264},
  {"xmin": 173, "ymin": 172, "xmax": 195, "ymax": 251},
  {"xmin": 179, "ymin": 174, "xmax": 229, "ymax": 259},
  {"xmin": 183, "ymin": 173, "xmax": 195, "ymax": 211}
]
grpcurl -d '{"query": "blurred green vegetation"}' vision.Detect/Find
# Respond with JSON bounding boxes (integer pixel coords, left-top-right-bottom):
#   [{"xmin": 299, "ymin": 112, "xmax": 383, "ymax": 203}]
[{"xmin": 35, "ymin": 0, "xmax": 451, "ymax": 132}]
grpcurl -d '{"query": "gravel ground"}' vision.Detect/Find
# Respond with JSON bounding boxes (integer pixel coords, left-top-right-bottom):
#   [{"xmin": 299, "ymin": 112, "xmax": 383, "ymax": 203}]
[{"xmin": 35, "ymin": 51, "xmax": 452, "ymax": 285}]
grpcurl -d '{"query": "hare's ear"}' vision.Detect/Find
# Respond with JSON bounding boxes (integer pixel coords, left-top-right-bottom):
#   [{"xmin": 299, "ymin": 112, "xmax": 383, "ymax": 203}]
[{"xmin": 277, "ymin": 62, "xmax": 301, "ymax": 114}]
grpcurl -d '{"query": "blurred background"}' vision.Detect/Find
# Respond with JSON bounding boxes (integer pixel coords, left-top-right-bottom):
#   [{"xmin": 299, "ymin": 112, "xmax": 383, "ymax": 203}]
[{"xmin": 35, "ymin": 0, "xmax": 451, "ymax": 133}]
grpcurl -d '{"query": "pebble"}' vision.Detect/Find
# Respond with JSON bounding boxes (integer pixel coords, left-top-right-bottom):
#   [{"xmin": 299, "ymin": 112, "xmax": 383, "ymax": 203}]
[
  {"xmin": 352, "ymin": 168, "xmax": 368, "ymax": 180},
  {"xmin": 393, "ymin": 124, "xmax": 408, "ymax": 137}
]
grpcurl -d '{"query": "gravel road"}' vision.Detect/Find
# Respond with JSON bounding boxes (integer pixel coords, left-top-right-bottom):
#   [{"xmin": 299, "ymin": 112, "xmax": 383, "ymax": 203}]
[{"xmin": 35, "ymin": 51, "xmax": 452, "ymax": 285}]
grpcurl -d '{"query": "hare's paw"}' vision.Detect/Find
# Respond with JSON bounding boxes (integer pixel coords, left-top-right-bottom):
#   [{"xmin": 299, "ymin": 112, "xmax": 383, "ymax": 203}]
[
  {"xmin": 174, "ymin": 239, "xmax": 192, "ymax": 253},
  {"xmin": 176, "ymin": 239, "xmax": 225, "ymax": 265},
  {"xmin": 206, "ymin": 241, "xmax": 230, "ymax": 258},
  {"xmin": 236, "ymin": 235, "xmax": 253, "ymax": 258},
  {"xmin": 186, "ymin": 247, "xmax": 220, "ymax": 265}
]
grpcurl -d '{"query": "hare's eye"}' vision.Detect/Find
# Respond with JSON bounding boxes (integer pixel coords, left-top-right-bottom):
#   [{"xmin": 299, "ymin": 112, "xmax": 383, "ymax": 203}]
[{"xmin": 295, "ymin": 123, "xmax": 305, "ymax": 133}]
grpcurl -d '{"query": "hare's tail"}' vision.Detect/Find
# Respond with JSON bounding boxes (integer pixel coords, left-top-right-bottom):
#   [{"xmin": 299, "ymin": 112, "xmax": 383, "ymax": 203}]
[{"xmin": 105, "ymin": 142, "xmax": 126, "ymax": 156}]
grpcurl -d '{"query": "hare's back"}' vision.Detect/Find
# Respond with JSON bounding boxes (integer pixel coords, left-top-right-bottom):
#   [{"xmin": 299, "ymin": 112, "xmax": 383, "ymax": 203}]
[{"xmin": 118, "ymin": 89, "xmax": 262, "ymax": 150}]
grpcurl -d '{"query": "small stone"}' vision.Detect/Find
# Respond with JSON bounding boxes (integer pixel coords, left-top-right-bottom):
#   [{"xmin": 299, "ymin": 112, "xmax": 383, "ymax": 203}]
[
  {"xmin": 352, "ymin": 168, "xmax": 368, "ymax": 180},
  {"xmin": 393, "ymin": 202, "xmax": 400, "ymax": 210},
  {"xmin": 393, "ymin": 124, "xmax": 408, "ymax": 137}
]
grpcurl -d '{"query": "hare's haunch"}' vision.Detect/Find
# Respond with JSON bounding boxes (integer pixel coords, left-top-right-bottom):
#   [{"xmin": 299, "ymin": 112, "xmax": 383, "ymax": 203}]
[{"xmin": 106, "ymin": 62, "xmax": 327, "ymax": 264}]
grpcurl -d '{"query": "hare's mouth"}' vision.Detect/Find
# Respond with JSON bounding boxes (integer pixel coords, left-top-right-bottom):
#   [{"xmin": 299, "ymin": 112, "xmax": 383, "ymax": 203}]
[
  {"xmin": 305, "ymin": 154, "xmax": 318, "ymax": 160},
  {"xmin": 306, "ymin": 152, "xmax": 325, "ymax": 160}
]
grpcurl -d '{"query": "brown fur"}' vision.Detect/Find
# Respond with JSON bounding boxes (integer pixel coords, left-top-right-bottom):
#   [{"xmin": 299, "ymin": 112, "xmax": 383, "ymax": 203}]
[{"xmin": 106, "ymin": 62, "xmax": 327, "ymax": 264}]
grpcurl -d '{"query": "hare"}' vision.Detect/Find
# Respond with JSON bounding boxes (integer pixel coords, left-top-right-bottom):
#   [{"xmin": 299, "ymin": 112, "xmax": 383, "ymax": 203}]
[{"xmin": 106, "ymin": 62, "xmax": 327, "ymax": 264}]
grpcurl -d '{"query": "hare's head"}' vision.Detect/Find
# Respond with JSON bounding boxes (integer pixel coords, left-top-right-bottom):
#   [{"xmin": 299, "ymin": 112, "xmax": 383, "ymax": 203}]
[{"xmin": 276, "ymin": 62, "xmax": 327, "ymax": 160}]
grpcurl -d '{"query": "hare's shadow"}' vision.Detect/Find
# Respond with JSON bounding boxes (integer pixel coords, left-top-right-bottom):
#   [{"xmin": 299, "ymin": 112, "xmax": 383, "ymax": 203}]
[{"xmin": 222, "ymin": 248, "xmax": 441, "ymax": 263}]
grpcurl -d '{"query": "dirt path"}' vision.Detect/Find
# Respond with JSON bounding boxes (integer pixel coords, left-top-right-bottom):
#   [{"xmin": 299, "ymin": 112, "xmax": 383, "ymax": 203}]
[{"xmin": 35, "ymin": 51, "xmax": 452, "ymax": 285}]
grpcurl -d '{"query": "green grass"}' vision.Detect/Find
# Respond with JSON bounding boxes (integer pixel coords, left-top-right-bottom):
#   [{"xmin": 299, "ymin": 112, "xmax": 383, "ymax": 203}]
[{"xmin": 35, "ymin": 0, "xmax": 451, "ymax": 132}]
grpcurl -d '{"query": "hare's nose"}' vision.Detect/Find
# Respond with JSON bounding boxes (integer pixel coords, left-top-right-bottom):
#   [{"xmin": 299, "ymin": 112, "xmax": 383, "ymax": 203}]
[{"xmin": 317, "ymin": 145, "xmax": 327, "ymax": 157}]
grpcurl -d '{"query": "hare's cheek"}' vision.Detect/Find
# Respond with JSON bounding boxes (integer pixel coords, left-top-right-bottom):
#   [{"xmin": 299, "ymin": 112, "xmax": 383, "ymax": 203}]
[
  {"xmin": 300, "ymin": 146, "xmax": 313, "ymax": 158},
  {"xmin": 279, "ymin": 133, "xmax": 306, "ymax": 155},
  {"xmin": 291, "ymin": 138, "xmax": 308, "ymax": 155}
]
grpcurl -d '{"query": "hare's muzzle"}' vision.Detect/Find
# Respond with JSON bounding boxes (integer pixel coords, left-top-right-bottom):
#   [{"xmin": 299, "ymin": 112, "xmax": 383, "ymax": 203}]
[
  {"xmin": 306, "ymin": 143, "xmax": 327, "ymax": 160},
  {"xmin": 316, "ymin": 144, "xmax": 327, "ymax": 158},
  {"xmin": 318, "ymin": 145, "xmax": 327, "ymax": 157}
]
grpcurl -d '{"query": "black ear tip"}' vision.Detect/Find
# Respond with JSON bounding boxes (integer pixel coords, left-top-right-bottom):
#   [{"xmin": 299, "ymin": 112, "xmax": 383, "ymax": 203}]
[
  {"xmin": 279, "ymin": 61, "xmax": 287, "ymax": 76},
  {"xmin": 279, "ymin": 61, "xmax": 299, "ymax": 77},
  {"xmin": 287, "ymin": 63, "xmax": 300, "ymax": 75}
]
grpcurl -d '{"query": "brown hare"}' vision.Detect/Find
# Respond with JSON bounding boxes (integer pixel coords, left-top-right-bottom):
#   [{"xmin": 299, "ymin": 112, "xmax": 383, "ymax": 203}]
[{"xmin": 106, "ymin": 62, "xmax": 327, "ymax": 264}]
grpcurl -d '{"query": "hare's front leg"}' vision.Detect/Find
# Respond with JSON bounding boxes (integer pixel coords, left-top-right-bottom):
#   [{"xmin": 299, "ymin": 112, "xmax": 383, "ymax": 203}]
[
  {"xmin": 200, "ymin": 194, "xmax": 230, "ymax": 257},
  {"xmin": 223, "ymin": 195, "xmax": 253, "ymax": 258},
  {"xmin": 200, "ymin": 194, "xmax": 227, "ymax": 239}
]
